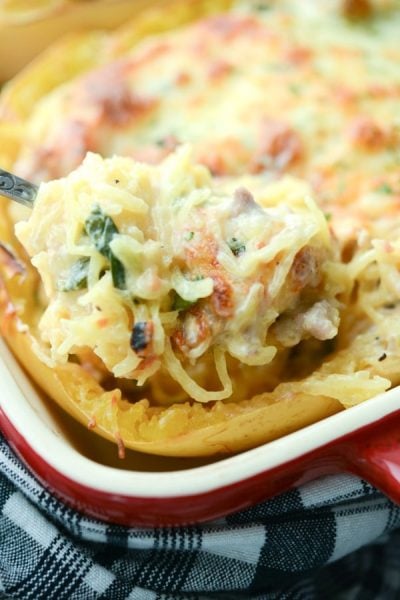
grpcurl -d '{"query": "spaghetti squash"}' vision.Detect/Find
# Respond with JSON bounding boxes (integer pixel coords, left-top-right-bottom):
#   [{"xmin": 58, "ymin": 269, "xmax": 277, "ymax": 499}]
[{"xmin": 1, "ymin": 0, "xmax": 400, "ymax": 456}]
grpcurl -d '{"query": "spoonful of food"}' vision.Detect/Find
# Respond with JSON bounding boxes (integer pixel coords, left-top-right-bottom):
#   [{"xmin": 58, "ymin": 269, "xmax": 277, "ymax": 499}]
[{"xmin": 0, "ymin": 168, "xmax": 38, "ymax": 207}]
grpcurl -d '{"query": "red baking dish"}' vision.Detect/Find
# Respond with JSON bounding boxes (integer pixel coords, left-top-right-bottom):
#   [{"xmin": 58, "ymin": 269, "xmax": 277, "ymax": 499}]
[{"xmin": 1, "ymin": 336, "xmax": 400, "ymax": 527}]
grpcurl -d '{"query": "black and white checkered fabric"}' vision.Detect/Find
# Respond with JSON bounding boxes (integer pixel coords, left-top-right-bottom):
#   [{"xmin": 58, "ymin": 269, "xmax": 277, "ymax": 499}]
[{"xmin": 1, "ymin": 434, "xmax": 400, "ymax": 600}]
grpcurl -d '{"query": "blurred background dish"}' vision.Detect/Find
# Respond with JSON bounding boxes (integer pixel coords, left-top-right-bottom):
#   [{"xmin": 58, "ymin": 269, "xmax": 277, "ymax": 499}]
[{"xmin": 0, "ymin": 0, "xmax": 156, "ymax": 81}]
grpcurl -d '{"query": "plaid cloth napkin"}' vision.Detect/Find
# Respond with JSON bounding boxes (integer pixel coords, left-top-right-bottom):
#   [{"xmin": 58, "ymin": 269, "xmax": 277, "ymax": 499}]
[{"xmin": 1, "ymin": 434, "xmax": 400, "ymax": 599}]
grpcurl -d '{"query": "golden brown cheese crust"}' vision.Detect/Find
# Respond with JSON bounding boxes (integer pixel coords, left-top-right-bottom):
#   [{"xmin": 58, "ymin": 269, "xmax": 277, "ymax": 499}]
[{"xmin": 12, "ymin": 1, "xmax": 400, "ymax": 225}]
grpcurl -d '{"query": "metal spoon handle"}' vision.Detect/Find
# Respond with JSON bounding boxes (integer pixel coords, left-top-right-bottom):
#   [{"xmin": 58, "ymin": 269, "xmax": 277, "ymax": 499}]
[{"xmin": 0, "ymin": 168, "xmax": 38, "ymax": 208}]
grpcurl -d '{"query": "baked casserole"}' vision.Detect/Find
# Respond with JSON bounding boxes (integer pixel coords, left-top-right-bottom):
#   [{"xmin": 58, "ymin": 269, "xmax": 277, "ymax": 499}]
[{"xmin": 1, "ymin": 0, "xmax": 400, "ymax": 456}]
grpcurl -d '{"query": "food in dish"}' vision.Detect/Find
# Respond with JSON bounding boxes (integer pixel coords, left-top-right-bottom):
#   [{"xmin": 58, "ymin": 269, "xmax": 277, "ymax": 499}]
[
  {"xmin": 1, "ymin": 0, "xmax": 400, "ymax": 457},
  {"xmin": 15, "ymin": 148, "xmax": 342, "ymax": 402}
]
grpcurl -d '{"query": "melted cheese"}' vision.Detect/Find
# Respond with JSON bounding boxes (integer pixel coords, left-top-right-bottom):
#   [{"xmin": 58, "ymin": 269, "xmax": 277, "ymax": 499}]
[{"xmin": 16, "ymin": 148, "xmax": 341, "ymax": 402}]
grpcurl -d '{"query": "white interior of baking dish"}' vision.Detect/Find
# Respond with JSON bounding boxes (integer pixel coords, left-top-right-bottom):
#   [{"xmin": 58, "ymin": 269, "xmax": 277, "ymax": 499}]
[{"xmin": 0, "ymin": 337, "xmax": 399, "ymax": 498}]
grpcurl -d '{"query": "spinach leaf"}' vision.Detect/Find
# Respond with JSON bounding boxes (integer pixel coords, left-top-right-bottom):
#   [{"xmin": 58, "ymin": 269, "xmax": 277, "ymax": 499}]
[
  {"xmin": 57, "ymin": 257, "xmax": 90, "ymax": 292},
  {"xmin": 85, "ymin": 206, "xmax": 118, "ymax": 260},
  {"xmin": 85, "ymin": 206, "xmax": 126, "ymax": 289},
  {"xmin": 110, "ymin": 253, "xmax": 126, "ymax": 289},
  {"xmin": 172, "ymin": 292, "xmax": 196, "ymax": 312}
]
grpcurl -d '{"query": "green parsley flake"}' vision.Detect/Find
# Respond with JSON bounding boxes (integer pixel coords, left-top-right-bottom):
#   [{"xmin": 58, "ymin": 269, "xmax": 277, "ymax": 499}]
[
  {"xmin": 228, "ymin": 237, "xmax": 246, "ymax": 257},
  {"xmin": 377, "ymin": 183, "xmax": 393, "ymax": 195}
]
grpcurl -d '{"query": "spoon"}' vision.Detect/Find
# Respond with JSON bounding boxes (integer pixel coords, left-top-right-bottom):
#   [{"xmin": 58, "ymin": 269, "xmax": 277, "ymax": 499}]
[{"xmin": 0, "ymin": 168, "xmax": 38, "ymax": 208}]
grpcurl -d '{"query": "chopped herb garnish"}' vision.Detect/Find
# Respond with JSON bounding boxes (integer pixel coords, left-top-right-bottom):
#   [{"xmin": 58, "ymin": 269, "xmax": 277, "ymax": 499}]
[
  {"xmin": 84, "ymin": 206, "xmax": 126, "ymax": 289},
  {"xmin": 228, "ymin": 237, "xmax": 246, "ymax": 257},
  {"xmin": 377, "ymin": 183, "xmax": 393, "ymax": 195},
  {"xmin": 172, "ymin": 292, "xmax": 196, "ymax": 312},
  {"xmin": 378, "ymin": 352, "xmax": 387, "ymax": 362},
  {"xmin": 324, "ymin": 212, "xmax": 332, "ymax": 222},
  {"xmin": 57, "ymin": 257, "xmax": 90, "ymax": 292},
  {"xmin": 184, "ymin": 231, "xmax": 195, "ymax": 241}
]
